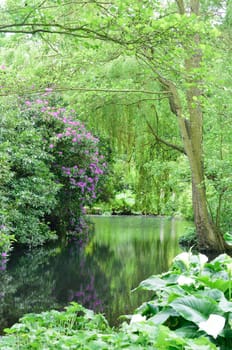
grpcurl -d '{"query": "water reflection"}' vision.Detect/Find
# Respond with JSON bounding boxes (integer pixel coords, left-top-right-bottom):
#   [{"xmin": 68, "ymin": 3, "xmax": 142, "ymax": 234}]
[{"xmin": 0, "ymin": 216, "xmax": 192, "ymax": 332}]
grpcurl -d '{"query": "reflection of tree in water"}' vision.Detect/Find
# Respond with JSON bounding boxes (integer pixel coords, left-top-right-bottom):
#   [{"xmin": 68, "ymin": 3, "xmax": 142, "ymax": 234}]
[
  {"xmin": 0, "ymin": 248, "xmax": 59, "ymax": 332},
  {"xmin": 0, "ymin": 217, "xmax": 185, "ymax": 332},
  {"xmin": 0, "ymin": 242, "xmax": 114, "ymax": 333},
  {"xmin": 53, "ymin": 244, "xmax": 112, "ymax": 313},
  {"xmin": 88, "ymin": 218, "xmax": 181, "ymax": 325},
  {"xmin": 132, "ymin": 221, "xmax": 179, "ymax": 282},
  {"xmin": 88, "ymin": 243, "xmax": 126, "ymax": 325}
]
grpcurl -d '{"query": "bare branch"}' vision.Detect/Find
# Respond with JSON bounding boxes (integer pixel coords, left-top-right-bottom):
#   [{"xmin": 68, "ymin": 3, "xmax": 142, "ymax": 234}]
[
  {"xmin": 146, "ymin": 118, "xmax": 186, "ymax": 154},
  {"xmin": 0, "ymin": 86, "xmax": 170, "ymax": 97},
  {"xmin": 95, "ymin": 97, "xmax": 168, "ymax": 109},
  {"xmin": 38, "ymin": 32, "xmax": 63, "ymax": 55}
]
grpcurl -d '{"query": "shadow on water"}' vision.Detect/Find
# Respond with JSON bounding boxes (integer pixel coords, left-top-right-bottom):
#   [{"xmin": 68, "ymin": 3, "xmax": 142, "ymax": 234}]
[{"xmin": 0, "ymin": 215, "xmax": 192, "ymax": 332}]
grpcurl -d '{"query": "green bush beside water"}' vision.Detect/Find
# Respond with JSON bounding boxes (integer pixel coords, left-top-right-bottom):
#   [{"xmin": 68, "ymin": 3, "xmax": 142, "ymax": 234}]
[
  {"xmin": 0, "ymin": 95, "xmax": 107, "ymax": 261},
  {"xmin": 1, "ymin": 252, "xmax": 232, "ymax": 349}
]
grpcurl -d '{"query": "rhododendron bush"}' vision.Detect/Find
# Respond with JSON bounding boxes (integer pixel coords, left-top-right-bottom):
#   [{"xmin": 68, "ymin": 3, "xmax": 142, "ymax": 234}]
[{"xmin": 0, "ymin": 93, "xmax": 107, "ymax": 259}]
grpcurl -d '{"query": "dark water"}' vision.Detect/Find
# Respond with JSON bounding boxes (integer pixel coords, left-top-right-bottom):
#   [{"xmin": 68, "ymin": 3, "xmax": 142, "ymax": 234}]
[{"xmin": 0, "ymin": 216, "xmax": 192, "ymax": 332}]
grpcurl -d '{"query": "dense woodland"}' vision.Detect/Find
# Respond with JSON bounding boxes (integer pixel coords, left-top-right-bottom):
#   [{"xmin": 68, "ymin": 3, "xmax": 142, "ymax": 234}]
[
  {"xmin": 0, "ymin": 0, "xmax": 232, "ymax": 254},
  {"xmin": 1, "ymin": 1, "xmax": 232, "ymax": 348}
]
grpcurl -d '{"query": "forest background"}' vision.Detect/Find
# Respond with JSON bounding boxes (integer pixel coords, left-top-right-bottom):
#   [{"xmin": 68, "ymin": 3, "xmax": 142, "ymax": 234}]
[{"xmin": 0, "ymin": 0, "xmax": 232, "ymax": 255}]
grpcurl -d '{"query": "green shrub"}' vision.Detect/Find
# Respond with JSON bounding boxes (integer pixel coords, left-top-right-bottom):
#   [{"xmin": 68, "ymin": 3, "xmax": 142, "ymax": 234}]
[
  {"xmin": 134, "ymin": 251, "xmax": 232, "ymax": 349},
  {"xmin": 0, "ymin": 93, "xmax": 107, "ymax": 252},
  {"xmin": 0, "ymin": 302, "xmax": 217, "ymax": 350}
]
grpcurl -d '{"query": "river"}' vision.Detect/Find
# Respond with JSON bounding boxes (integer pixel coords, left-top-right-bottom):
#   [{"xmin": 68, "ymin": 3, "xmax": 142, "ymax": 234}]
[{"xmin": 0, "ymin": 215, "xmax": 192, "ymax": 332}]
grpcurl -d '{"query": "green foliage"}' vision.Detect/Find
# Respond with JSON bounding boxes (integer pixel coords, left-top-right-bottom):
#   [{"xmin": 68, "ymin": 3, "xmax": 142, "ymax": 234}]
[
  {"xmin": 0, "ymin": 95, "xmax": 107, "ymax": 251},
  {"xmin": 134, "ymin": 252, "xmax": 232, "ymax": 349},
  {"xmin": 3, "ymin": 252, "xmax": 232, "ymax": 349},
  {"xmin": 0, "ymin": 226, "xmax": 15, "ymax": 271},
  {"xmin": 1, "ymin": 0, "xmax": 232, "ymax": 243},
  {"xmin": 179, "ymin": 227, "xmax": 198, "ymax": 250},
  {"xmin": 224, "ymin": 232, "xmax": 232, "ymax": 245},
  {"xmin": 0, "ymin": 101, "xmax": 60, "ymax": 248},
  {"xmin": 0, "ymin": 303, "xmax": 217, "ymax": 349},
  {"xmin": 109, "ymin": 190, "xmax": 136, "ymax": 215},
  {"xmin": 0, "ymin": 303, "xmax": 111, "ymax": 350}
]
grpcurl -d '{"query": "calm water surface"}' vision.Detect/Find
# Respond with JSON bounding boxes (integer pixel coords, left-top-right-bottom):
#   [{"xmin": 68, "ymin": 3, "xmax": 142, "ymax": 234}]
[{"xmin": 0, "ymin": 215, "xmax": 192, "ymax": 332}]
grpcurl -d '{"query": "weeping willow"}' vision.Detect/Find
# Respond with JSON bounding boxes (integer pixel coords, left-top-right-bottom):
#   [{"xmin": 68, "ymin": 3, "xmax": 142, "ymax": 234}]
[
  {"xmin": 81, "ymin": 99, "xmax": 187, "ymax": 214},
  {"xmin": 65, "ymin": 55, "xmax": 190, "ymax": 215}
]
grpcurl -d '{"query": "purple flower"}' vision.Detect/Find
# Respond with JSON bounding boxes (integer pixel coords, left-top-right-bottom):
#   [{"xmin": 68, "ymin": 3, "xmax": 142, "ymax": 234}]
[
  {"xmin": 36, "ymin": 99, "xmax": 43, "ymax": 104},
  {"xmin": 77, "ymin": 182, "xmax": 86, "ymax": 188}
]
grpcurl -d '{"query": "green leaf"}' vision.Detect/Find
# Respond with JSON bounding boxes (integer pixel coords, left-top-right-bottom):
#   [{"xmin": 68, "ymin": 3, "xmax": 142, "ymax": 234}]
[
  {"xmin": 198, "ymin": 275, "xmax": 230, "ymax": 293},
  {"xmin": 135, "ymin": 273, "xmax": 180, "ymax": 292},
  {"xmin": 170, "ymin": 296, "xmax": 220, "ymax": 324},
  {"xmin": 224, "ymin": 232, "xmax": 232, "ymax": 245},
  {"xmin": 194, "ymin": 288, "xmax": 224, "ymax": 301},
  {"xmin": 134, "ymin": 276, "xmax": 167, "ymax": 292},
  {"xmin": 174, "ymin": 325, "xmax": 199, "ymax": 339},
  {"xmin": 185, "ymin": 336, "xmax": 218, "ymax": 349},
  {"xmin": 218, "ymin": 296, "xmax": 232, "ymax": 313},
  {"xmin": 149, "ymin": 308, "xmax": 177, "ymax": 325},
  {"xmin": 210, "ymin": 254, "xmax": 232, "ymax": 266}
]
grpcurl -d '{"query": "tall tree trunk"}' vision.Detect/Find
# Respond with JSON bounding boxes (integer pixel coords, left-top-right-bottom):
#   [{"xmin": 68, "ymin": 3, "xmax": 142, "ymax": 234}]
[
  {"xmin": 185, "ymin": 74, "xmax": 225, "ymax": 251},
  {"xmin": 173, "ymin": 0, "xmax": 226, "ymax": 251},
  {"xmin": 160, "ymin": 77, "xmax": 225, "ymax": 252}
]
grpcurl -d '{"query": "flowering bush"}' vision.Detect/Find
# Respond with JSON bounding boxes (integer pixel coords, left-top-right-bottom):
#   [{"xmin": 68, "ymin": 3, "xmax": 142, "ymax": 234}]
[
  {"xmin": 21, "ymin": 94, "xmax": 107, "ymax": 240},
  {"xmin": 0, "ymin": 92, "xmax": 107, "ymax": 255}
]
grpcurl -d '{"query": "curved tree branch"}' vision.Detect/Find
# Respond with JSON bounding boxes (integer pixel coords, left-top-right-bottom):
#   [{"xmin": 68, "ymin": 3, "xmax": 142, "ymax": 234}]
[
  {"xmin": 146, "ymin": 118, "xmax": 186, "ymax": 155},
  {"xmin": 0, "ymin": 86, "xmax": 170, "ymax": 97}
]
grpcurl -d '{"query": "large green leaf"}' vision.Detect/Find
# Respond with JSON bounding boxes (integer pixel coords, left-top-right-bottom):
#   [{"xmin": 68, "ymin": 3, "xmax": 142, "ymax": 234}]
[
  {"xmin": 209, "ymin": 254, "xmax": 232, "ymax": 266},
  {"xmin": 135, "ymin": 274, "xmax": 180, "ymax": 292},
  {"xmin": 219, "ymin": 296, "xmax": 232, "ymax": 313},
  {"xmin": 149, "ymin": 308, "xmax": 177, "ymax": 325},
  {"xmin": 198, "ymin": 275, "xmax": 230, "ymax": 293},
  {"xmin": 194, "ymin": 288, "xmax": 224, "ymax": 301},
  {"xmin": 134, "ymin": 276, "xmax": 167, "ymax": 292},
  {"xmin": 166, "ymin": 285, "xmax": 186, "ymax": 302},
  {"xmin": 170, "ymin": 296, "xmax": 220, "ymax": 324},
  {"xmin": 174, "ymin": 325, "xmax": 200, "ymax": 339}
]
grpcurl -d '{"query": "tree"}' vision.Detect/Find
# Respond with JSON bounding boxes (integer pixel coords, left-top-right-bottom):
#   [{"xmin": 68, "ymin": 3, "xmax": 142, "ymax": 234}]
[{"xmin": 0, "ymin": 0, "xmax": 230, "ymax": 251}]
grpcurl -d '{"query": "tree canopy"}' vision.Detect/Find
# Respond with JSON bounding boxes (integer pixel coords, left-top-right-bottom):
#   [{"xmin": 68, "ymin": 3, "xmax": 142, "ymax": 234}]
[{"xmin": 0, "ymin": 0, "xmax": 232, "ymax": 252}]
